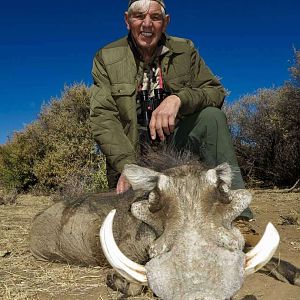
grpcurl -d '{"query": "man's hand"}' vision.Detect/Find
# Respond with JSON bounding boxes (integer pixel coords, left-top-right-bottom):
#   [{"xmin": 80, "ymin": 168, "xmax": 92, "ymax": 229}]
[
  {"xmin": 116, "ymin": 174, "xmax": 131, "ymax": 194},
  {"xmin": 149, "ymin": 95, "xmax": 181, "ymax": 141}
]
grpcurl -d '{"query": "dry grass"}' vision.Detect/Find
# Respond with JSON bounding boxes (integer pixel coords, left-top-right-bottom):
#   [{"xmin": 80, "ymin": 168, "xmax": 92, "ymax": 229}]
[
  {"xmin": 0, "ymin": 195, "xmax": 155, "ymax": 300},
  {"xmin": 1, "ymin": 193, "xmax": 299, "ymax": 300}
]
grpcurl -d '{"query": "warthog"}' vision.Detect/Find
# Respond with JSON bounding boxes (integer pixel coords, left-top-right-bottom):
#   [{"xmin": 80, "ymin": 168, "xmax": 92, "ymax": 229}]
[{"xmin": 30, "ymin": 152, "xmax": 280, "ymax": 300}]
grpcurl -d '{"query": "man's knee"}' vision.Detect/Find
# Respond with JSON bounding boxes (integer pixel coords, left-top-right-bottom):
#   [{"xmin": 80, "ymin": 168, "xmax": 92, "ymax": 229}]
[
  {"xmin": 187, "ymin": 107, "xmax": 228, "ymax": 139},
  {"xmin": 198, "ymin": 107, "xmax": 227, "ymax": 124},
  {"xmin": 172, "ymin": 107, "xmax": 228, "ymax": 151}
]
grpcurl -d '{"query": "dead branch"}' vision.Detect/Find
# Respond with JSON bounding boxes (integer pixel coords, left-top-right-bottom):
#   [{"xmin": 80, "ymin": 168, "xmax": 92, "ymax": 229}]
[{"xmin": 254, "ymin": 179, "xmax": 300, "ymax": 194}]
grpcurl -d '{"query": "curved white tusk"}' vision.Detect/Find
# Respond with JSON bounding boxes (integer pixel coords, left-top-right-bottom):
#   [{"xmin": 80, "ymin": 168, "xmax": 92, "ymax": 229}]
[
  {"xmin": 100, "ymin": 209, "xmax": 148, "ymax": 284},
  {"xmin": 245, "ymin": 222, "xmax": 280, "ymax": 275}
]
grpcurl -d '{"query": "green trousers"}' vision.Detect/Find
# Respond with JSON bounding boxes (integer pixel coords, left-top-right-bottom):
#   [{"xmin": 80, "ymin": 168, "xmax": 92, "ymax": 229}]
[{"xmin": 171, "ymin": 107, "xmax": 253, "ymax": 219}]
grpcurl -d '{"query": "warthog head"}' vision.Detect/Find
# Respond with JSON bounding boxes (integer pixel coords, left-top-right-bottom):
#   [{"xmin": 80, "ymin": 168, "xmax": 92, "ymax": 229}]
[{"xmin": 101, "ymin": 162, "xmax": 280, "ymax": 300}]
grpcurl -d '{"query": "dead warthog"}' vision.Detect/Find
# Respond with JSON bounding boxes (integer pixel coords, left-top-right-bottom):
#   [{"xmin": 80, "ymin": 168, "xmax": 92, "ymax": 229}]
[{"xmin": 30, "ymin": 153, "xmax": 279, "ymax": 300}]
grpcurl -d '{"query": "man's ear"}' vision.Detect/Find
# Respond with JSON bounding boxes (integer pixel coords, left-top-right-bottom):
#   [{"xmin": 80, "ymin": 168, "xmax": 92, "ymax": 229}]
[
  {"xmin": 124, "ymin": 12, "xmax": 130, "ymax": 30},
  {"xmin": 163, "ymin": 15, "xmax": 170, "ymax": 32}
]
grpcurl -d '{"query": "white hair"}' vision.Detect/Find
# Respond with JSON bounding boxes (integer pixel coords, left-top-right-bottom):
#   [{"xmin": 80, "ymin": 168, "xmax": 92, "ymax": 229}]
[{"xmin": 128, "ymin": 0, "xmax": 166, "ymax": 17}]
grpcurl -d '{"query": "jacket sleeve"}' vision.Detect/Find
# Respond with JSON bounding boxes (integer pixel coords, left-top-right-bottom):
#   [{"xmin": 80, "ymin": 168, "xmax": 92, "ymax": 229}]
[
  {"xmin": 175, "ymin": 40, "xmax": 226, "ymax": 115},
  {"xmin": 90, "ymin": 52, "xmax": 136, "ymax": 173}
]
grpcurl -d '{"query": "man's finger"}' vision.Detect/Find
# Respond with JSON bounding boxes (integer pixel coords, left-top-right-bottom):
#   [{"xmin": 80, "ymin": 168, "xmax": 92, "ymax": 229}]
[
  {"xmin": 162, "ymin": 114, "xmax": 170, "ymax": 136},
  {"xmin": 157, "ymin": 128, "xmax": 165, "ymax": 141},
  {"xmin": 168, "ymin": 114, "xmax": 176, "ymax": 133},
  {"xmin": 155, "ymin": 117, "xmax": 165, "ymax": 141},
  {"xmin": 149, "ymin": 115, "xmax": 157, "ymax": 140},
  {"xmin": 116, "ymin": 181, "xmax": 123, "ymax": 194}
]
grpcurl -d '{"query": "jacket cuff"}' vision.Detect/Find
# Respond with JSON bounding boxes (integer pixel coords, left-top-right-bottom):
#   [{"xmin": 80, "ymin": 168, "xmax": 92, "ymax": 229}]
[
  {"xmin": 173, "ymin": 90, "xmax": 194, "ymax": 115},
  {"xmin": 114, "ymin": 155, "xmax": 137, "ymax": 174}
]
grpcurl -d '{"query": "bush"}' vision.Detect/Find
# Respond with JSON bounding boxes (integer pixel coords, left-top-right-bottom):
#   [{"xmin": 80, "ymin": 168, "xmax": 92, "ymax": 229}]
[
  {"xmin": 226, "ymin": 52, "xmax": 300, "ymax": 187},
  {"xmin": 290, "ymin": 49, "xmax": 300, "ymax": 86},
  {"xmin": 0, "ymin": 83, "xmax": 108, "ymax": 194},
  {"xmin": 0, "ymin": 127, "xmax": 39, "ymax": 192}
]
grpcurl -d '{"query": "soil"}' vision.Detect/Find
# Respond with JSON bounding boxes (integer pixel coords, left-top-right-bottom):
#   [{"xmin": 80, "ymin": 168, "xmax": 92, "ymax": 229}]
[{"xmin": 0, "ymin": 191, "xmax": 299, "ymax": 300}]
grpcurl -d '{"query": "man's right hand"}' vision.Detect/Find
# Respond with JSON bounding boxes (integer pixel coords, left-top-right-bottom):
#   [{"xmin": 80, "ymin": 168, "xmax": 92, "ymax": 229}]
[
  {"xmin": 149, "ymin": 94, "xmax": 181, "ymax": 141},
  {"xmin": 116, "ymin": 174, "xmax": 131, "ymax": 194}
]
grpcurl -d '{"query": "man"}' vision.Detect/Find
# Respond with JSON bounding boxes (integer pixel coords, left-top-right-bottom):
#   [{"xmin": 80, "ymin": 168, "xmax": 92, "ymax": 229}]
[{"xmin": 90, "ymin": 0, "xmax": 252, "ymax": 219}]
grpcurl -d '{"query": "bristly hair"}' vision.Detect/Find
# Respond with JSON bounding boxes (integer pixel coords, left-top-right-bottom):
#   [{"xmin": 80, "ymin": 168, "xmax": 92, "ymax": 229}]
[{"xmin": 137, "ymin": 143, "xmax": 201, "ymax": 172}]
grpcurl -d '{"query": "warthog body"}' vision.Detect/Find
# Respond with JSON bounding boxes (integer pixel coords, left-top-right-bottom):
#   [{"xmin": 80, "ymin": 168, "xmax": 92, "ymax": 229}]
[
  {"xmin": 30, "ymin": 190, "xmax": 155, "ymax": 266},
  {"xmin": 30, "ymin": 153, "xmax": 257, "ymax": 300}
]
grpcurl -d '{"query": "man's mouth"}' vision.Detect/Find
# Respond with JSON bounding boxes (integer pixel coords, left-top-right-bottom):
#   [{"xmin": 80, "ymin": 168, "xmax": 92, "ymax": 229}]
[{"xmin": 141, "ymin": 32, "xmax": 153, "ymax": 37}]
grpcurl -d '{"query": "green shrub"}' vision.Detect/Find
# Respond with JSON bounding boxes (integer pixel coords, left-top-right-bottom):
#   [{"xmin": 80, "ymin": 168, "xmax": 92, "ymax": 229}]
[
  {"xmin": 0, "ymin": 127, "xmax": 39, "ymax": 192},
  {"xmin": 226, "ymin": 68, "xmax": 300, "ymax": 187},
  {"xmin": 225, "ymin": 50, "xmax": 300, "ymax": 187},
  {"xmin": 0, "ymin": 83, "xmax": 108, "ymax": 193}
]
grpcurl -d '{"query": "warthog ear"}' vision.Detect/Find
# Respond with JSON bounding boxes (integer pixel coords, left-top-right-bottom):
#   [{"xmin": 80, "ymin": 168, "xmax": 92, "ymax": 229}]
[
  {"xmin": 206, "ymin": 163, "xmax": 232, "ymax": 204},
  {"xmin": 206, "ymin": 163, "xmax": 232, "ymax": 187},
  {"xmin": 123, "ymin": 164, "xmax": 163, "ymax": 191}
]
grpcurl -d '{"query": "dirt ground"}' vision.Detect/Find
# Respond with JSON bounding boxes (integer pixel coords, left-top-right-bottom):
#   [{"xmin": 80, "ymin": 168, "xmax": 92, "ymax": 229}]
[{"xmin": 0, "ymin": 191, "xmax": 299, "ymax": 300}]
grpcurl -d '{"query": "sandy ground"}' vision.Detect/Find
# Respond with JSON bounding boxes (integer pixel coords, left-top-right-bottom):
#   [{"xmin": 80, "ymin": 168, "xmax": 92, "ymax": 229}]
[{"xmin": 0, "ymin": 191, "xmax": 299, "ymax": 300}]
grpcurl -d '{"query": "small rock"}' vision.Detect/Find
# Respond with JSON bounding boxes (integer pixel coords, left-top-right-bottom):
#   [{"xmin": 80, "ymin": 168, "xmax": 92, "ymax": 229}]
[
  {"xmin": 280, "ymin": 214, "xmax": 299, "ymax": 225},
  {"xmin": 0, "ymin": 250, "xmax": 11, "ymax": 258}
]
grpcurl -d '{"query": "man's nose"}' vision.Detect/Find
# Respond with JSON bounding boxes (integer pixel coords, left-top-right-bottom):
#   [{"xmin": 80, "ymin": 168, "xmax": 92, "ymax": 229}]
[{"xmin": 142, "ymin": 14, "xmax": 152, "ymax": 27}]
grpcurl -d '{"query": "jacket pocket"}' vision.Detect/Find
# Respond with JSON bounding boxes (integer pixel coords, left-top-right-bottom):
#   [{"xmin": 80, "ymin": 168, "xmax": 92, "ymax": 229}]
[
  {"xmin": 111, "ymin": 83, "xmax": 136, "ymax": 122},
  {"xmin": 111, "ymin": 83, "xmax": 136, "ymax": 97},
  {"xmin": 166, "ymin": 74, "xmax": 191, "ymax": 92}
]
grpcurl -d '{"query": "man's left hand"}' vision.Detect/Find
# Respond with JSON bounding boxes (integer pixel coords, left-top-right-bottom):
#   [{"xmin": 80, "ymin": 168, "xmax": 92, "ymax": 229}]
[
  {"xmin": 116, "ymin": 174, "xmax": 131, "ymax": 194},
  {"xmin": 149, "ymin": 95, "xmax": 181, "ymax": 141}
]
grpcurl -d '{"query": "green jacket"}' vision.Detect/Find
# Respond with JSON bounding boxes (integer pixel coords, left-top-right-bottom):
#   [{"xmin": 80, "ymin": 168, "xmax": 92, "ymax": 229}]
[{"xmin": 90, "ymin": 34, "xmax": 225, "ymax": 174}]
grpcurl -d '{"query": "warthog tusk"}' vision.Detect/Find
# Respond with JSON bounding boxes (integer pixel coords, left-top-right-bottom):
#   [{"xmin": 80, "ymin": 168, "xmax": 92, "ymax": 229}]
[
  {"xmin": 100, "ymin": 209, "xmax": 148, "ymax": 284},
  {"xmin": 245, "ymin": 222, "xmax": 280, "ymax": 275}
]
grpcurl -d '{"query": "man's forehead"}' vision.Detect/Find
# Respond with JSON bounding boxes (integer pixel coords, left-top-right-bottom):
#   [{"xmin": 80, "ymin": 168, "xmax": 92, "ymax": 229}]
[
  {"xmin": 129, "ymin": 2, "xmax": 165, "ymax": 17},
  {"xmin": 128, "ymin": 0, "xmax": 166, "ymax": 11},
  {"xmin": 133, "ymin": 3, "xmax": 163, "ymax": 15}
]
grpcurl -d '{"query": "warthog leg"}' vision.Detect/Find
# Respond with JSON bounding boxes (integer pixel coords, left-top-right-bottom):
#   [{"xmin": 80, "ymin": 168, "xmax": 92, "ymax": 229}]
[{"xmin": 106, "ymin": 271, "xmax": 145, "ymax": 297}]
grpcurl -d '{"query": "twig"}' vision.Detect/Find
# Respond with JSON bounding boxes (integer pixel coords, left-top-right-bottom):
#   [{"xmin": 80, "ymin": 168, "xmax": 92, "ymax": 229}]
[{"xmin": 254, "ymin": 178, "xmax": 300, "ymax": 194}]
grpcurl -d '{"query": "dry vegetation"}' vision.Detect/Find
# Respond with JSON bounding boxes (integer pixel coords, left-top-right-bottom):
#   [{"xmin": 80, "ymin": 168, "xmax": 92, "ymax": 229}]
[
  {"xmin": 1, "ymin": 192, "xmax": 299, "ymax": 300},
  {"xmin": 0, "ymin": 83, "xmax": 108, "ymax": 195}
]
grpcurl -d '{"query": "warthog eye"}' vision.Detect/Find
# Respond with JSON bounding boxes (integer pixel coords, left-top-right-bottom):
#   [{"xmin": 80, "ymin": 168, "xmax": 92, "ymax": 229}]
[
  {"xmin": 217, "ymin": 183, "xmax": 231, "ymax": 204},
  {"xmin": 148, "ymin": 190, "xmax": 162, "ymax": 213}
]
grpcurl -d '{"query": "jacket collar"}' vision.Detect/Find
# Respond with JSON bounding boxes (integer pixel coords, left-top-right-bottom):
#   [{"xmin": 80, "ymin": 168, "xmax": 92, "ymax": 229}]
[
  {"xmin": 164, "ymin": 34, "xmax": 187, "ymax": 54},
  {"xmin": 127, "ymin": 32, "xmax": 185, "ymax": 62}
]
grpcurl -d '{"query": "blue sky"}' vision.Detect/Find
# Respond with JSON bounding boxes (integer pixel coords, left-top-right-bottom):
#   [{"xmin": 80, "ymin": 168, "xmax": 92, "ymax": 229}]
[{"xmin": 0, "ymin": 0, "xmax": 299, "ymax": 144}]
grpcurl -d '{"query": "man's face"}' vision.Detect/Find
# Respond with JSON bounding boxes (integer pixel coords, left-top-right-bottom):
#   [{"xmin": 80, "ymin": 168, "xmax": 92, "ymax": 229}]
[{"xmin": 125, "ymin": 1, "xmax": 169, "ymax": 55}]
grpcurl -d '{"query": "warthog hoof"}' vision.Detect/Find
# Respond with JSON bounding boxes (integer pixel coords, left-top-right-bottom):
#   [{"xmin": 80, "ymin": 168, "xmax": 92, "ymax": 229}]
[{"xmin": 106, "ymin": 271, "xmax": 144, "ymax": 297}]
